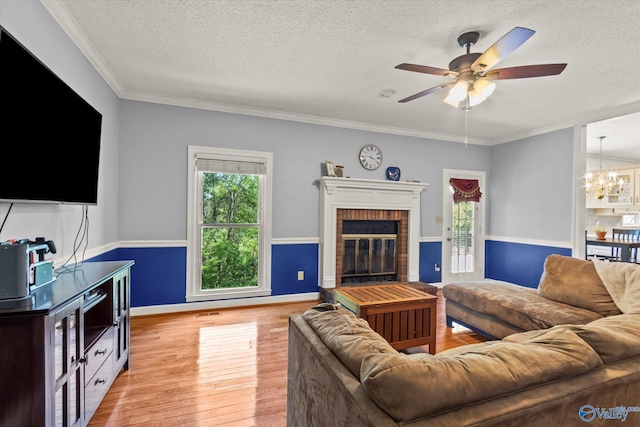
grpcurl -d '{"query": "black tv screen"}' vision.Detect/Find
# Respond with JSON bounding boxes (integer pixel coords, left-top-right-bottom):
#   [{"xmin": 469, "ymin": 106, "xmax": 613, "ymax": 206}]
[{"xmin": 0, "ymin": 26, "xmax": 102, "ymax": 205}]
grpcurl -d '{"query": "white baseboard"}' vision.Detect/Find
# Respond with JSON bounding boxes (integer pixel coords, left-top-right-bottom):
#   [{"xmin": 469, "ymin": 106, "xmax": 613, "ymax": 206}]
[{"xmin": 131, "ymin": 292, "xmax": 319, "ymax": 316}]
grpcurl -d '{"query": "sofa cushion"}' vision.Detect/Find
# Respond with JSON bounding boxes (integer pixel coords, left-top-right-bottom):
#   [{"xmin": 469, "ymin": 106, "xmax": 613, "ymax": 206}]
[
  {"xmin": 302, "ymin": 303, "xmax": 397, "ymax": 379},
  {"xmin": 360, "ymin": 328, "xmax": 603, "ymax": 422},
  {"xmin": 505, "ymin": 314, "xmax": 640, "ymax": 364},
  {"xmin": 503, "ymin": 329, "xmax": 549, "ymax": 343},
  {"xmin": 444, "ymin": 280, "xmax": 603, "ymax": 331},
  {"xmin": 537, "ymin": 254, "xmax": 621, "ymax": 316}
]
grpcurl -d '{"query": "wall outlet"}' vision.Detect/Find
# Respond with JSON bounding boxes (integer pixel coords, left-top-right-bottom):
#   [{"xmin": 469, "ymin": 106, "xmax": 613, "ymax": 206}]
[{"xmin": 297, "ymin": 271, "xmax": 304, "ymax": 281}]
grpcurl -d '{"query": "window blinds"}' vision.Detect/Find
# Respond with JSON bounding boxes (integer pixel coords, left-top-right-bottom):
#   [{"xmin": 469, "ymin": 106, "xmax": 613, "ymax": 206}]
[{"xmin": 196, "ymin": 158, "xmax": 266, "ymax": 175}]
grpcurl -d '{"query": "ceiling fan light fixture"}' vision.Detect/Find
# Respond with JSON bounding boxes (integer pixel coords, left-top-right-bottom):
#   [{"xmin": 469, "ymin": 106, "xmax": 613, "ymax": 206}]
[
  {"xmin": 447, "ymin": 80, "xmax": 469, "ymax": 103},
  {"xmin": 474, "ymin": 78, "xmax": 496, "ymax": 98},
  {"xmin": 467, "ymin": 78, "xmax": 496, "ymax": 107},
  {"xmin": 443, "ymin": 95, "xmax": 462, "ymax": 108},
  {"xmin": 467, "ymin": 90, "xmax": 487, "ymax": 107}
]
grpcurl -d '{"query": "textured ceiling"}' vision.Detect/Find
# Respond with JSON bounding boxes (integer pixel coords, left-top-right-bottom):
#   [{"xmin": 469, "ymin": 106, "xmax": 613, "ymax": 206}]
[{"xmin": 42, "ymin": 0, "xmax": 640, "ymax": 159}]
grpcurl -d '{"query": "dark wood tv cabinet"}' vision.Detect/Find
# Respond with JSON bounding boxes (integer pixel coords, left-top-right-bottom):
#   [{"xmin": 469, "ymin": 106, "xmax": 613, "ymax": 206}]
[{"xmin": 0, "ymin": 261, "xmax": 133, "ymax": 426}]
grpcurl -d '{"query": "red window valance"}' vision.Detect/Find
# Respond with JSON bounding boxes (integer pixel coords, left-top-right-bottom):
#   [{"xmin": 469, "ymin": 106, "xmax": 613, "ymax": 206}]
[{"xmin": 450, "ymin": 178, "xmax": 482, "ymax": 202}]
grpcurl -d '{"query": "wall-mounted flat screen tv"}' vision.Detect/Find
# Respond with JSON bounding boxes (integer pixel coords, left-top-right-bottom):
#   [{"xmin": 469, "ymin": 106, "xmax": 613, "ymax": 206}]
[{"xmin": 0, "ymin": 26, "xmax": 102, "ymax": 205}]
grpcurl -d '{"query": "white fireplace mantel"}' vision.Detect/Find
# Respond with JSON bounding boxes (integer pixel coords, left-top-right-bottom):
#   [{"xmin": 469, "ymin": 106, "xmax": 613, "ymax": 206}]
[{"xmin": 316, "ymin": 177, "xmax": 429, "ymax": 289}]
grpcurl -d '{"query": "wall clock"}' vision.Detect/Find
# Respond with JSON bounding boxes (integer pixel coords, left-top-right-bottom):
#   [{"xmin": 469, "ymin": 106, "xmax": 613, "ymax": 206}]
[{"xmin": 359, "ymin": 144, "xmax": 382, "ymax": 170}]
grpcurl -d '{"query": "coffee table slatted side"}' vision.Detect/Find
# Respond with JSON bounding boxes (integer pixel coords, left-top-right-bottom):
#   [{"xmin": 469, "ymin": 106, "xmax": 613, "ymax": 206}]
[{"xmin": 334, "ymin": 284, "xmax": 437, "ymax": 353}]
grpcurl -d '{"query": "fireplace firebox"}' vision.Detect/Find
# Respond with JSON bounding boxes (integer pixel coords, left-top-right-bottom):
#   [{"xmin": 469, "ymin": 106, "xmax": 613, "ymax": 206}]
[{"xmin": 341, "ymin": 220, "xmax": 398, "ymax": 284}]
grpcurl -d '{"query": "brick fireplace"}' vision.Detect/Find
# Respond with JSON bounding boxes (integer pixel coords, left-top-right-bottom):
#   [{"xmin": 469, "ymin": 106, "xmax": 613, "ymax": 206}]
[
  {"xmin": 316, "ymin": 177, "xmax": 429, "ymax": 299},
  {"xmin": 336, "ymin": 209, "xmax": 408, "ymax": 284}
]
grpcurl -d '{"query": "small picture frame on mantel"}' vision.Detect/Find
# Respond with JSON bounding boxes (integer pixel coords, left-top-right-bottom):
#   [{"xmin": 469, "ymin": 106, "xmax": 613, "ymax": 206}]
[{"xmin": 325, "ymin": 160, "xmax": 336, "ymax": 177}]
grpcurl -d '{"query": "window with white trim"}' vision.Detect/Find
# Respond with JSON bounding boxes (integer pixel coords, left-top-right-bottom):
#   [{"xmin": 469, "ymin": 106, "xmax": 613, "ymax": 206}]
[{"xmin": 187, "ymin": 146, "xmax": 272, "ymax": 301}]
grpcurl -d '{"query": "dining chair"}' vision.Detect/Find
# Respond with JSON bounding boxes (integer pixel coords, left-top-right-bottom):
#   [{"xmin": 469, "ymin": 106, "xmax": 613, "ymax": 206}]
[
  {"xmin": 585, "ymin": 229, "xmax": 616, "ymax": 261},
  {"xmin": 611, "ymin": 228, "xmax": 640, "ymax": 263}
]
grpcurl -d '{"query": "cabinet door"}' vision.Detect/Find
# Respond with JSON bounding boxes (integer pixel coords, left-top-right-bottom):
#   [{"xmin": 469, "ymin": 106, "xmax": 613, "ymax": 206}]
[
  {"xmin": 586, "ymin": 192, "xmax": 607, "ymax": 208},
  {"xmin": 113, "ymin": 268, "xmax": 130, "ymax": 371},
  {"xmin": 605, "ymin": 170, "xmax": 635, "ymax": 206},
  {"xmin": 51, "ymin": 298, "xmax": 84, "ymax": 427}
]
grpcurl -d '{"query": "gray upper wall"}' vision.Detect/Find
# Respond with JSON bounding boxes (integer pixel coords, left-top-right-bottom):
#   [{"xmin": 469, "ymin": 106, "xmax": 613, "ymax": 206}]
[
  {"xmin": 118, "ymin": 100, "xmax": 492, "ymax": 240},
  {"xmin": 488, "ymin": 128, "xmax": 574, "ymax": 243}
]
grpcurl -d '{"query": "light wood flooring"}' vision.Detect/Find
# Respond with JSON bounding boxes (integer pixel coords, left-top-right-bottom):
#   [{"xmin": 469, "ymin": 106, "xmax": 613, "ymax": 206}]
[{"xmin": 89, "ymin": 289, "xmax": 488, "ymax": 426}]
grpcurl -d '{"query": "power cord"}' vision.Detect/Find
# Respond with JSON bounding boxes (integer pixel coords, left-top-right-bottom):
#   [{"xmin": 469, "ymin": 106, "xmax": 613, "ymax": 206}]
[
  {"xmin": 0, "ymin": 203, "xmax": 13, "ymax": 237},
  {"xmin": 57, "ymin": 205, "xmax": 90, "ymax": 273},
  {"xmin": 1, "ymin": 203, "xmax": 92, "ymax": 275}
]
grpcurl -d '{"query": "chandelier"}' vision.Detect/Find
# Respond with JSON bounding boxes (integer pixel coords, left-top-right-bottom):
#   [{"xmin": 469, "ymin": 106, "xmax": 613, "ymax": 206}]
[{"xmin": 585, "ymin": 136, "xmax": 622, "ymax": 200}]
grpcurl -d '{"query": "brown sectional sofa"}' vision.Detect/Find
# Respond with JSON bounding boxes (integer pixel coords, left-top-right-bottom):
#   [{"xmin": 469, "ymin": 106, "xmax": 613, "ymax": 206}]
[
  {"xmin": 443, "ymin": 255, "xmax": 623, "ymax": 339},
  {"xmin": 443, "ymin": 279, "xmax": 604, "ymax": 338},
  {"xmin": 287, "ymin": 305, "xmax": 640, "ymax": 426},
  {"xmin": 286, "ymin": 256, "xmax": 640, "ymax": 426}
]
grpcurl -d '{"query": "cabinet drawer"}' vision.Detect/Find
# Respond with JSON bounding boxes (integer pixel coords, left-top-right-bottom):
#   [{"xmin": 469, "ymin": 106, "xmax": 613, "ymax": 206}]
[
  {"xmin": 84, "ymin": 327, "xmax": 114, "ymax": 385},
  {"xmin": 614, "ymin": 207, "xmax": 640, "ymax": 214},
  {"xmin": 85, "ymin": 351, "xmax": 114, "ymax": 418}
]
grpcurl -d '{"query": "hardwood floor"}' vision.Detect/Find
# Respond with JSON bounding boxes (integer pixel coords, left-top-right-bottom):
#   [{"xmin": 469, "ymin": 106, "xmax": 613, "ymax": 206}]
[{"xmin": 89, "ymin": 289, "xmax": 488, "ymax": 426}]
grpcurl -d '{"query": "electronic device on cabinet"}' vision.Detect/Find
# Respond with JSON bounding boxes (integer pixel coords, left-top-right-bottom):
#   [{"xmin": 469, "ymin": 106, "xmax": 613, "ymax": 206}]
[{"xmin": 0, "ymin": 237, "xmax": 57, "ymax": 308}]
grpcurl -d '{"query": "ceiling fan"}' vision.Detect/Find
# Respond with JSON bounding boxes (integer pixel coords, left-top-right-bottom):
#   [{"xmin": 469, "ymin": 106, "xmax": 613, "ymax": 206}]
[{"xmin": 395, "ymin": 27, "xmax": 567, "ymax": 108}]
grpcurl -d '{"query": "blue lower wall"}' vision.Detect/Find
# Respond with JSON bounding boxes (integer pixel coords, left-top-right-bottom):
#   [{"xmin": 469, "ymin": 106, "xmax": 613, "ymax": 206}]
[
  {"xmin": 90, "ymin": 247, "xmax": 187, "ymax": 307},
  {"xmin": 418, "ymin": 240, "xmax": 571, "ymax": 287},
  {"xmin": 89, "ymin": 244, "xmax": 318, "ymax": 307},
  {"xmin": 419, "ymin": 241, "xmax": 442, "ymax": 283},
  {"xmin": 271, "ymin": 243, "xmax": 319, "ymax": 296},
  {"xmin": 89, "ymin": 239, "xmax": 572, "ymax": 307},
  {"xmin": 485, "ymin": 240, "xmax": 572, "ymax": 288}
]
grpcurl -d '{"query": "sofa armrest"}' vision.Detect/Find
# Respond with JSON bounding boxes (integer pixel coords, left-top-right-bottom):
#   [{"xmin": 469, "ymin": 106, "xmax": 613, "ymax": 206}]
[{"xmin": 287, "ymin": 315, "xmax": 398, "ymax": 427}]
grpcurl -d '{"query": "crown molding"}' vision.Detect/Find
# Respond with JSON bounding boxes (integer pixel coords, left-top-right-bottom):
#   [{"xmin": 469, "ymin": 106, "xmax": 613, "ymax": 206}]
[
  {"xmin": 120, "ymin": 89, "xmax": 492, "ymax": 145},
  {"xmin": 41, "ymin": 0, "xmax": 126, "ymax": 95},
  {"xmin": 491, "ymin": 102, "xmax": 640, "ymax": 146}
]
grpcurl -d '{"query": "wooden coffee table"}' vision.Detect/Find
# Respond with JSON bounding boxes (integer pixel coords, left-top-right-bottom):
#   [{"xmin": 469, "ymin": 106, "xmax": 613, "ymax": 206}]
[{"xmin": 334, "ymin": 284, "xmax": 437, "ymax": 353}]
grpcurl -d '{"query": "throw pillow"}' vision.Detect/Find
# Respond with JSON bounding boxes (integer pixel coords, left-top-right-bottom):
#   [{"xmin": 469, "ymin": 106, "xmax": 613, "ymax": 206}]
[{"xmin": 537, "ymin": 254, "xmax": 621, "ymax": 316}]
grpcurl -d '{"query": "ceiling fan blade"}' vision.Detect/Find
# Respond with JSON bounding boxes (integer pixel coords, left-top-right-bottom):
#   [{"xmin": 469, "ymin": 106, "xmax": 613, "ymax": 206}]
[
  {"xmin": 471, "ymin": 27, "xmax": 535, "ymax": 73},
  {"xmin": 395, "ymin": 63, "xmax": 457, "ymax": 77},
  {"xmin": 484, "ymin": 63, "xmax": 567, "ymax": 80},
  {"xmin": 398, "ymin": 83, "xmax": 453, "ymax": 103}
]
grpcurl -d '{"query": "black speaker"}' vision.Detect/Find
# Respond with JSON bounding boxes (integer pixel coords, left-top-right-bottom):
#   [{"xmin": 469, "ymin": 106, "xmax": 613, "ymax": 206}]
[{"xmin": 0, "ymin": 243, "xmax": 29, "ymax": 300}]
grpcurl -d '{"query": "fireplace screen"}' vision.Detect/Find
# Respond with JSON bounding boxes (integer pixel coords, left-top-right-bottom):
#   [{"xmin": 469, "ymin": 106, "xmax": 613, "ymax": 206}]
[{"xmin": 342, "ymin": 234, "xmax": 397, "ymax": 283}]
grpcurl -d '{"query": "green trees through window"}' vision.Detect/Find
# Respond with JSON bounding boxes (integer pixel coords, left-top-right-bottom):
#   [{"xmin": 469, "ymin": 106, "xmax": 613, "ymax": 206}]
[
  {"xmin": 201, "ymin": 173, "xmax": 259, "ymax": 289},
  {"xmin": 452, "ymin": 201, "xmax": 474, "ymax": 254},
  {"xmin": 452, "ymin": 201, "xmax": 475, "ymax": 274}
]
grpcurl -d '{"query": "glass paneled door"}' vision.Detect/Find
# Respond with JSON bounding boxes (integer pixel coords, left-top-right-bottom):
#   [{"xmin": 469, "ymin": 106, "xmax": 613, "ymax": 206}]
[
  {"xmin": 441, "ymin": 170, "xmax": 485, "ymax": 284},
  {"xmin": 451, "ymin": 201, "xmax": 475, "ymax": 274}
]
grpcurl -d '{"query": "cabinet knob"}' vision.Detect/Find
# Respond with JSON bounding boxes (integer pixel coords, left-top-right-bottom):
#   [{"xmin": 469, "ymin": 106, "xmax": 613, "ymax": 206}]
[
  {"xmin": 95, "ymin": 348, "xmax": 108, "ymax": 356},
  {"xmin": 78, "ymin": 357, "xmax": 87, "ymax": 364},
  {"xmin": 95, "ymin": 378, "xmax": 106, "ymax": 385}
]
